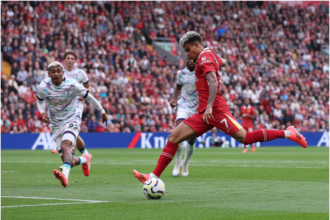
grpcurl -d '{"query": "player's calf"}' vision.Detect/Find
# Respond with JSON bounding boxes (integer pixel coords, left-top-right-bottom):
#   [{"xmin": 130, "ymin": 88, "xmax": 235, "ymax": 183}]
[
  {"xmin": 60, "ymin": 140, "xmax": 73, "ymax": 162},
  {"xmin": 232, "ymin": 127, "xmax": 307, "ymax": 148},
  {"xmin": 231, "ymin": 128, "xmax": 247, "ymax": 144},
  {"xmin": 59, "ymin": 140, "xmax": 74, "ymax": 181}
]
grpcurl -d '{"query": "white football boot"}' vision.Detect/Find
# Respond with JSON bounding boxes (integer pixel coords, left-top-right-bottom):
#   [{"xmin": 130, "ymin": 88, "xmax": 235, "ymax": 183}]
[
  {"xmin": 172, "ymin": 163, "xmax": 181, "ymax": 177},
  {"xmin": 181, "ymin": 162, "xmax": 189, "ymax": 177}
]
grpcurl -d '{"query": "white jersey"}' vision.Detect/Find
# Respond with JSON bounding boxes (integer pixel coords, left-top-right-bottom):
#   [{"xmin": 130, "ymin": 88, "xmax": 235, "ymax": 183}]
[
  {"xmin": 64, "ymin": 68, "xmax": 89, "ymax": 85},
  {"xmin": 176, "ymin": 68, "xmax": 199, "ymax": 112},
  {"xmin": 64, "ymin": 68, "xmax": 89, "ymax": 117},
  {"xmin": 36, "ymin": 77, "xmax": 88, "ymax": 128}
]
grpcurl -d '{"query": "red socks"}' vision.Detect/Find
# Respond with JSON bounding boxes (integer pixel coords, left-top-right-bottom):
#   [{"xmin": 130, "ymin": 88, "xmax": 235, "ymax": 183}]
[
  {"xmin": 152, "ymin": 141, "xmax": 178, "ymax": 177},
  {"xmin": 244, "ymin": 129, "xmax": 284, "ymax": 145}
]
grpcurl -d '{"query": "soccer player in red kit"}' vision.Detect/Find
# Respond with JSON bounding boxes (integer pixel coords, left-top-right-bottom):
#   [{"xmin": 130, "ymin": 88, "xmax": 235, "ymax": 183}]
[
  {"xmin": 133, "ymin": 31, "xmax": 307, "ymax": 183},
  {"xmin": 240, "ymin": 99, "xmax": 256, "ymax": 153}
]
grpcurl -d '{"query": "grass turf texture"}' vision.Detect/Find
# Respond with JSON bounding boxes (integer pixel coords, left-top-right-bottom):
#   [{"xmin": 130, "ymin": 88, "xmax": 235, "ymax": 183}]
[{"xmin": 2, "ymin": 147, "xmax": 329, "ymax": 220}]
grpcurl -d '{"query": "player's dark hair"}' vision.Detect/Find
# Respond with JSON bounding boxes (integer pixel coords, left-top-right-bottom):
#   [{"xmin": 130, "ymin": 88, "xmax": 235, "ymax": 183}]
[{"xmin": 63, "ymin": 51, "xmax": 77, "ymax": 60}]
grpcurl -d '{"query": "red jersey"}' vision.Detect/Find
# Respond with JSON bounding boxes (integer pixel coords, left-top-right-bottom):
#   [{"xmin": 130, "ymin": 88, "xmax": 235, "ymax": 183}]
[
  {"xmin": 240, "ymin": 105, "xmax": 255, "ymax": 128},
  {"xmin": 195, "ymin": 48, "xmax": 227, "ymax": 112}
]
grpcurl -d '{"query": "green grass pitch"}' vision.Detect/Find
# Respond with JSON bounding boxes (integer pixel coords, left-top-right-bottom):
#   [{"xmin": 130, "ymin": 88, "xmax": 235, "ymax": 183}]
[{"xmin": 2, "ymin": 147, "xmax": 329, "ymax": 220}]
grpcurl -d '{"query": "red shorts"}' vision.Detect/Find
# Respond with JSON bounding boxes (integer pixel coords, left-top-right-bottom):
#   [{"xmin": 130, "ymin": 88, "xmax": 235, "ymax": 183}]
[{"xmin": 183, "ymin": 107, "xmax": 243, "ymax": 137}]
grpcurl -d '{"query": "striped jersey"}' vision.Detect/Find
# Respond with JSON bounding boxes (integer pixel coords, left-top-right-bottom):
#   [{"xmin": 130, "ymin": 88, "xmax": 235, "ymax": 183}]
[
  {"xmin": 176, "ymin": 68, "xmax": 199, "ymax": 112},
  {"xmin": 36, "ymin": 77, "xmax": 88, "ymax": 127},
  {"xmin": 64, "ymin": 68, "xmax": 89, "ymax": 85},
  {"xmin": 64, "ymin": 67, "xmax": 89, "ymax": 104}
]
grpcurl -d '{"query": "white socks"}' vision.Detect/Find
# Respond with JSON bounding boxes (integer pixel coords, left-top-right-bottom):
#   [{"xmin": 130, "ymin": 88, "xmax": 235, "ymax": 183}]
[
  {"xmin": 182, "ymin": 142, "xmax": 195, "ymax": 166},
  {"xmin": 175, "ymin": 142, "xmax": 184, "ymax": 165},
  {"xmin": 62, "ymin": 167, "xmax": 70, "ymax": 179},
  {"xmin": 79, "ymin": 156, "xmax": 87, "ymax": 165},
  {"xmin": 284, "ymin": 130, "xmax": 291, "ymax": 139},
  {"xmin": 150, "ymin": 173, "xmax": 158, "ymax": 179},
  {"xmin": 62, "ymin": 162, "xmax": 71, "ymax": 179},
  {"xmin": 174, "ymin": 142, "xmax": 195, "ymax": 167}
]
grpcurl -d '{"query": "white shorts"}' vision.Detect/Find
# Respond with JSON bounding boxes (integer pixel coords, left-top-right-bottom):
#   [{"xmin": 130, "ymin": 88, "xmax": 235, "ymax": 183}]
[
  {"xmin": 176, "ymin": 107, "xmax": 196, "ymax": 121},
  {"xmin": 51, "ymin": 119, "xmax": 81, "ymax": 151},
  {"xmin": 75, "ymin": 100, "xmax": 84, "ymax": 119}
]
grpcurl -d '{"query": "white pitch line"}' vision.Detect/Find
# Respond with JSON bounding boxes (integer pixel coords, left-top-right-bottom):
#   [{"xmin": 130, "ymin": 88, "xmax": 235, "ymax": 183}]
[
  {"xmin": 1, "ymin": 202, "xmax": 104, "ymax": 208},
  {"xmin": 1, "ymin": 196, "xmax": 108, "ymax": 203},
  {"xmin": 1, "ymin": 196, "xmax": 110, "ymax": 208},
  {"xmin": 2, "ymin": 171, "xmax": 19, "ymax": 173},
  {"xmin": 187, "ymin": 164, "xmax": 328, "ymax": 169}
]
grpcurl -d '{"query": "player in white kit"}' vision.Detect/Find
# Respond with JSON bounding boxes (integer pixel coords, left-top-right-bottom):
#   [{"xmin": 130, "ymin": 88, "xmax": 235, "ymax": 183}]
[
  {"xmin": 36, "ymin": 61, "xmax": 108, "ymax": 187},
  {"xmin": 170, "ymin": 57, "xmax": 198, "ymax": 177},
  {"xmin": 57, "ymin": 51, "xmax": 93, "ymax": 170}
]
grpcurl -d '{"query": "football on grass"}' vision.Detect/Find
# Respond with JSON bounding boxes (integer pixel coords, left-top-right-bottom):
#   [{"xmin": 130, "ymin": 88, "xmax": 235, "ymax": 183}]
[{"xmin": 143, "ymin": 178, "xmax": 165, "ymax": 199}]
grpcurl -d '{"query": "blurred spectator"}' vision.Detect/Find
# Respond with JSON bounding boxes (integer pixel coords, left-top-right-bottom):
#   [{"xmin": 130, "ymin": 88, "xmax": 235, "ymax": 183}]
[
  {"xmin": 18, "ymin": 82, "xmax": 28, "ymax": 96},
  {"xmin": 11, "ymin": 62, "xmax": 20, "ymax": 77},
  {"xmin": 8, "ymin": 75, "xmax": 18, "ymax": 93},
  {"xmin": 88, "ymin": 116, "xmax": 98, "ymax": 132},
  {"xmin": 16, "ymin": 66, "xmax": 28, "ymax": 85},
  {"xmin": 95, "ymin": 121, "xmax": 106, "ymax": 133},
  {"xmin": 26, "ymin": 72, "xmax": 35, "ymax": 87}
]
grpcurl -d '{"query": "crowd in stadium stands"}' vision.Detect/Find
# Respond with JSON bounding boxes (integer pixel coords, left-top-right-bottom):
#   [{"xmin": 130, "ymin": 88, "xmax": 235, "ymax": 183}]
[{"xmin": 1, "ymin": 1, "xmax": 329, "ymax": 134}]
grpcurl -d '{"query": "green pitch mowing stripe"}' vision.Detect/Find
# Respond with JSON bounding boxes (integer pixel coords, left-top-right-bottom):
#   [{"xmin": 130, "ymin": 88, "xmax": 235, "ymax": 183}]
[{"xmin": 1, "ymin": 147, "xmax": 328, "ymax": 220}]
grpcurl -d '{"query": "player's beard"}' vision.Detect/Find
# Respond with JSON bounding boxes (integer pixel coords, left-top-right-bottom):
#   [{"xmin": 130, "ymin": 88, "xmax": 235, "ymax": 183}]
[{"xmin": 188, "ymin": 66, "xmax": 195, "ymax": 72}]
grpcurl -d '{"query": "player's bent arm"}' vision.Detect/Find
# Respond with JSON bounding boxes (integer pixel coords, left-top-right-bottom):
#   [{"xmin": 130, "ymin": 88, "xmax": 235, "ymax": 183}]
[
  {"xmin": 84, "ymin": 81, "xmax": 93, "ymax": 93},
  {"xmin": 205, "ymin": 71, "xmax": 218, "ymax": 109},
  {"xmin": 84, "ymin": 93, "xmax": 105, "ymax": 114},
  {"xmin": 36, "ymin": 83, "xmax": 46, "ymax": 114},
  {"xmin": 36, "ymin": 99, "xmax": 50, "ymax": 123},
  {"xmin": 36, "ymin": 99, "xmax": 46, "ymax": 114},
  {"xmin": 171, "ymin": 84, "xmax": 182, "ymax": 102}
]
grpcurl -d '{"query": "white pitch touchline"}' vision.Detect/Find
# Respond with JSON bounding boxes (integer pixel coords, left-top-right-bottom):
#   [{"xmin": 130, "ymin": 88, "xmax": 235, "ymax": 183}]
[
  {"xmin": 188, "ymin": 164, "xmax": 327, "ymax": 169},
  {"xmin": 1, "ymin": 196, "xmax": 108, "ymax": 203},
  {"xmin": 1, "ymin": 202, "xmax": 104, "ymax": 208},
  {"xmin": 2, "ymin": 171, "xmax": 19, "ymax": 172},
  {"xmin": 1, "ymin": 196, "xmax": 110, "ymax": 208},
  {"xmin": 195, "ymin": 160, "xmax": 329, "ymax": 164}
]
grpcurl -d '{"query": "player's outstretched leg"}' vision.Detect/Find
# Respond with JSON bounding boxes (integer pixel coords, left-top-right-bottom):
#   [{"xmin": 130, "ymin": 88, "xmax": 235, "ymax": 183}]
[
  {"xmin": 232, "ymin": 126, "xmax": 307, "ymax": 148},
  {"xmin": 172, "ymin": 142, "xmax": 183, "ymax": 177},
  {"xmin": 54, "ymin": 140, "xmax": 72, "ymax": 187},
  {"xmin": 55, "ymin": 137, "xmax": 91, "ymax": 186},
  {"xmin": 59, "ymin": 152, "xmax": 88, "ymax": 172},
  {"xmin": 133, "ymin": 122, "xmax": 196, "ymax": 183},
  {"xmin": 181, "ymin": 138, "xmax": 196, "ymax": 177}
]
